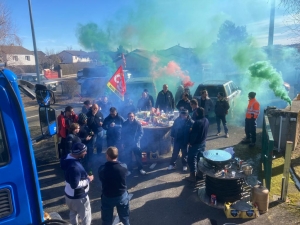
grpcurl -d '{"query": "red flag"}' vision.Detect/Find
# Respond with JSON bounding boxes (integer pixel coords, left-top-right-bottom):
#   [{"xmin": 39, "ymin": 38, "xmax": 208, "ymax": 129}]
[
  {"xmin": 122, "ymin": 53, "xmax": 126, "ymax": 68},
  {"xmin": 107, "ymin": 66, "xmax": 126, "ymax": 101}
]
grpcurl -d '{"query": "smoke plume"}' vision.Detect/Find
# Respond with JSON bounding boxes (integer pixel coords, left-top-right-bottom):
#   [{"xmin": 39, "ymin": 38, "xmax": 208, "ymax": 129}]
[{"xmin": 248, "ymin": 61, "xmax": 291, "ymax": 105}]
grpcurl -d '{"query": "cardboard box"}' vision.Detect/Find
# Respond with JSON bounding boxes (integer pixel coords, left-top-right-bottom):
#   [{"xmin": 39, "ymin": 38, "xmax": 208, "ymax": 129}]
[{"xmin": 224, "ymin": 202, "xmax": 259, "ymax": 219}]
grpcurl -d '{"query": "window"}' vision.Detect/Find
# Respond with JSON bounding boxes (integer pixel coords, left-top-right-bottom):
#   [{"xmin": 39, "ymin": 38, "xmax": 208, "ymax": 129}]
[
  {"xmin": 12, "ymin": 56, "xmax": 18, "ymax": 61},
  {"xmin": 224, "ymin": 84, "xmax": 231, "ymax": 96},
  {"xmin": 0, "ymin": 112, "xmax": 10, "ymax": 167},
  {"xmin": 25, "ymin": 56, "xmax": 30, "ymax": 61}
]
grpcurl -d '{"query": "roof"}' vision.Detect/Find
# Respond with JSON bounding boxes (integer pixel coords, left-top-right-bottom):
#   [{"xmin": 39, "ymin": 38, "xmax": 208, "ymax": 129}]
[
  {"xmin": 59, "ymin": 50, "xmax": 89, "ymax": 57},
  {"xmin": 200, "ymin": 80, "xmax": 232, "ymax": 85},
  {"xmin": 0, "ymin": 45, "xmax": 33, "ymax": 55}
]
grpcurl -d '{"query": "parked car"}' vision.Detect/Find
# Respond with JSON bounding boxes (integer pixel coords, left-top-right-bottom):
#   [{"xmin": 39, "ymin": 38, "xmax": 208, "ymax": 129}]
[
  {"xmin": 17, "ymin": 73, "xmax": 57, "ymax": 91},
  {"xmin": 193, "ymin": 80, "xmax": 241, "ymax": 117}
]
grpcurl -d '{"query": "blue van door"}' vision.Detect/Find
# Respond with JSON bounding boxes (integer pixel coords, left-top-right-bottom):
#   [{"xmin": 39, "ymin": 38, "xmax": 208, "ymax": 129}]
[{"xmin": 0, "ymin": 69, "xmax": 43, "ymax": 224}]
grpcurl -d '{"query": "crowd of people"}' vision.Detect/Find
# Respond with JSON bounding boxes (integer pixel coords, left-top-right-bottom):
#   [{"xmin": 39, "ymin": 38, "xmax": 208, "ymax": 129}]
[{"xmin": 57, "ymin": 83, "xmax": 260, "ymax": 225}]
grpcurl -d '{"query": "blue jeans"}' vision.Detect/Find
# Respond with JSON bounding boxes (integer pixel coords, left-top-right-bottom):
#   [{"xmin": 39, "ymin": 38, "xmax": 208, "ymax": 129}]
[
  {"xmin": 216, "ymin": 115, "xmax": 228, "ymax": 133},
  {"xmin": 101, "ymin": 192, "xmax": 130, "ymax": 225},
  {"xmin": 188, "ymin": 143, "xmax": 206, "ymax": 173}
]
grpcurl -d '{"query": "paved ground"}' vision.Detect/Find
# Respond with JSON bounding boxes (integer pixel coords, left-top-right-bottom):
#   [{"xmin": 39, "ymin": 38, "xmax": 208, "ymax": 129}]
[{"xmin": 32, "ymin": 120, "xmax": 300, "ymax": 225}]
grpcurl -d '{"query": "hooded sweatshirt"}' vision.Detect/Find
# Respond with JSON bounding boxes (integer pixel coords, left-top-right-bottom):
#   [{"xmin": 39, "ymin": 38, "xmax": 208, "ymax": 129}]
[{"xmin": 60, "ymin": 154, "xmax": 90, "ymax": 199}]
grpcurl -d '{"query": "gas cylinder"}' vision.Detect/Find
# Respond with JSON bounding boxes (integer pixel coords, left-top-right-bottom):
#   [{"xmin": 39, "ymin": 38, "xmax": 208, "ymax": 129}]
[{"xmin": 251, "ymin": 182, "xmax": 269, "ymax": 214}]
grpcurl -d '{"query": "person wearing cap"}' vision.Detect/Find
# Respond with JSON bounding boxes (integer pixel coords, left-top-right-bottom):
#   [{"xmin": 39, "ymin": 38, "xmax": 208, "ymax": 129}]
[
  {"xmin": 176, "ymin": 93, "xmax": 192, "ymax": 113},
  {"xmin": 82, "ymin": 100, "xmax": 92, "ymax": 114},
  {"xmin": 155, "ymin": 84, "xmax": 175, "ymax": 113},
  {"xmin": 98, "ymin": 147, "xmax": 130, "ymax": 225},
  {"xmin": 242, "ymin": 92, "xmax": 260, "ymax": 147},
  {"xmin": 144, "ymin": 89, "xmax": 154, "ymax": 107},
  {"xmin": 60, "ymin": 143, "xmax": 94, "ymax": 225},
  {"xmin": 215, "ymin": 92, "xmax": 230, "ymax": 138},
  {"xmin": 186, "ymin": 107, "xmax": 209, "ymax": 182},
  {"xmin": 168, "ymin": 109, "xmax": 194, "ymax": 171}
]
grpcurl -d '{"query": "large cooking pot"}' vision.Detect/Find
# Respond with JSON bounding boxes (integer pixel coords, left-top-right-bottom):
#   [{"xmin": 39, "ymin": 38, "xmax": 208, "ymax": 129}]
[{"xmin": 203, "ymin": 149, "xmax": 232, "ymax": 166}]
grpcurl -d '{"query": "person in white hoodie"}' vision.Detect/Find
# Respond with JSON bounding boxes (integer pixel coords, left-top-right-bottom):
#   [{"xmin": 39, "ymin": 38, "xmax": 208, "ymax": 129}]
[{"xmin": 60, "ymin": 143, "xmax": 94, "ymax": 225}]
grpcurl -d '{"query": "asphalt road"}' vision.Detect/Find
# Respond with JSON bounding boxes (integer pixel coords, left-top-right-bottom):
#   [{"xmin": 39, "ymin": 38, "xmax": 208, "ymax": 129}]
[{"xmin": 26, "ymin": 99, "xmax": 299, "ymax": 225}]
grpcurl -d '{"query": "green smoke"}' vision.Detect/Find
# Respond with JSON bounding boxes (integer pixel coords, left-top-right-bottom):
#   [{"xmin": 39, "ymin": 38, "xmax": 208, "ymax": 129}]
[{"xmin": 248, "ymin": 61, "xmax": 291, "ymax": 105}]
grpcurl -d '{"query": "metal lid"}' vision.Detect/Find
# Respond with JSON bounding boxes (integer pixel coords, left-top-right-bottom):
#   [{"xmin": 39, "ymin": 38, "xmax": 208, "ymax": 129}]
[{"xmin": 203, "ymin": 150, "xmax": 232, "ymax": 162}]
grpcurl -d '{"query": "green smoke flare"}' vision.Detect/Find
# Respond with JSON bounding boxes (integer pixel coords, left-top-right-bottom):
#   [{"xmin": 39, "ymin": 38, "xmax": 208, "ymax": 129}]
[{"xmin": 248, "ymin": 61, "xmax": 291, "ymax": 105}]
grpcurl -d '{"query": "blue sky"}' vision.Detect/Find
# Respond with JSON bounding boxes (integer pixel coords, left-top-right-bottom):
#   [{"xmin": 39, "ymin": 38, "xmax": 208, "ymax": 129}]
[{"xmin": 4, "ymin": 0, "xmax": 298, "ymax": 53}]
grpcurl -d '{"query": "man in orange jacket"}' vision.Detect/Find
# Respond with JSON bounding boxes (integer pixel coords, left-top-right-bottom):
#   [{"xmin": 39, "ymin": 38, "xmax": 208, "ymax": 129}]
[{"xmin": 242, "ymin": 92, "xmax": 260, "ymax": 147}]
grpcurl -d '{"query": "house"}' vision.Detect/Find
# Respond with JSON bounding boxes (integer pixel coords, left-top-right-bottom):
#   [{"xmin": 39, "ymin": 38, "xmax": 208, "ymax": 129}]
[
  {"xmin": 0, "ymin": 45, "xmax": 35, "ymax": 66},
  {"xmin": 57, "ymin": 50, "xmax": 91, "ymax": 63}
]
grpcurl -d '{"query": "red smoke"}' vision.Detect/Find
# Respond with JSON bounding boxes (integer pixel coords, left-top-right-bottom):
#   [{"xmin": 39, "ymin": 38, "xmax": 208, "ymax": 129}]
[{"xmin": 153, "ymin": 61, "xmax": 194, "ymax": 87}]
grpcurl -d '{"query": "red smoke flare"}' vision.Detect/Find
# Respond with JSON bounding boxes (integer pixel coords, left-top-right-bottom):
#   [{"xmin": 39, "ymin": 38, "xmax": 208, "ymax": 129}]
[{"xmin": 153, "ymin": 61, "xmax": 194, "ymax": 87}]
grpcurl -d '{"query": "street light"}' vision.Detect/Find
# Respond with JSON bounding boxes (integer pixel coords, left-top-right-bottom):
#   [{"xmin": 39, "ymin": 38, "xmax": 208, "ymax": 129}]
[{"xmin": 28, "ymin": 0, "xmax": 40, "ymax": 84}]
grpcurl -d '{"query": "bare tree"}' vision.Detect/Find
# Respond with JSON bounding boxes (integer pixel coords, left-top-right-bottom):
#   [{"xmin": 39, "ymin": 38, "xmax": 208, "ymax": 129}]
[
  {"xmin": 0, "ymin": 1, "xmax": 21, "ymax": 46},
  {"xmin": 281, "ymin": 0, "xmax": 300, "ymax": 35},
  {"xmin": 44, "ymin": 49, "xmax": 61, "ymax": 69}
]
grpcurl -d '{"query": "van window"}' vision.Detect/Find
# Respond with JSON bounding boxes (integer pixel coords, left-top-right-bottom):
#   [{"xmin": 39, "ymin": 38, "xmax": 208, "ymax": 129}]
[
  {"xmin": 224, "ymin": 84, "xmax": 231, "ymax": 96},
  {"xmin": 229, "ymin": 82, "xmax": 237, "ymax": 92},
  {"xmin": 0, "ymin": 112, "xmax": 10, "ymax": 167}
]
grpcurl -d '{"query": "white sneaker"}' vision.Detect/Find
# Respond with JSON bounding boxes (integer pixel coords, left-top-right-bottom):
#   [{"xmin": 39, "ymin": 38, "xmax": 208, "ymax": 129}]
[
  {"xmin": 126, "ymin": 171, "xmax": 131, "ymax": 176},
  {"xmin": 139, "ymin": 169, "xmax": 146, "ymax": 175},
  {"xmin": 183, "ymin": 166, "xmax": 188, "ymax": 171},
  {"xmin": 168, "ymin": 165, "xmax": 175, "ymax": 170}
]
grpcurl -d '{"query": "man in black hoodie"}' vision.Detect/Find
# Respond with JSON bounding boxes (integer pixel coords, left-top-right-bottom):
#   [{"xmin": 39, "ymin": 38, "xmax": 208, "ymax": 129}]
[
  {"xmin": 61, "ymin": 143, "xmax": 94, "ymax": 225},
  {"xmin": 103, "ymin": 107, "xmax": 125, "ymax": 150},
  {"xmin": 86, "ymin": 104, "xmax": 104, "ymax": 157},
  {"xmin": 98, "ymin": 147, "xmax": 130, "ymax": 225},
  {"xmin": 186, "ymin": 107, "xmax": 209, "ymax": 182}
]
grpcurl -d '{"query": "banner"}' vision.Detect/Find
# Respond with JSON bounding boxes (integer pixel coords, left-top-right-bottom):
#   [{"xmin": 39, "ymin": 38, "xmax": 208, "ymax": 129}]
[{"xmin": 107, "ymin": 66, "xmax": 126, "ymax": 101}]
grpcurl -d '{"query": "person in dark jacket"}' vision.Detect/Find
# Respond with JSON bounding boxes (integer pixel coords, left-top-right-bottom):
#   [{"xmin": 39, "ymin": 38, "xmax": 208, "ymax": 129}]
[
  {"xmin": 215, "ymin": 92, "xmax": 230, "ymax": 138},
  {"xmin": 155, "ymin": 84, "xmax": 175, "ymax": 113},
  {"xmin": 168, "ymin": 109, "xmax": 194, "ymax": 171},
  {"xmin": 190, "ymin": 99, "xmax": 199, "ymax": 120},
  {"xmin": 103, "ymin": 107, "xmax": 125, "ymax": 150},
  {"xmin": 176, "ymin": 93, "xmax": 192, "ymax": 113},
  {"xmin": 122, "ymin": 112, "xmax": 146, "ymax": 175},
  {"xmin": 196, "ymin": 90, "xmax": 214, "ymax": 119},
  {"xmin": 98, "ymin": 147, "xmax": 130, "ymax": 225},
  {"xmin": 86, "ymin": 104, "xmax": 104, "ymax": 158},
  {"xmin": 137, "ymin": 92, "xmax": 152, "ymax": 111},
  {"xmin": 98, "ymin": 96, "xmax": 112, "ymax": 118},
  {"xmin": 184, "ymin": 87, "xmax": 192, "ymax": 100},
  {"xmin": 61, "ymin": 143, "xmax": 94, "ymax": 225},
  {"xmin": 78, "ymin": 113, "xmax": 93, "ymax": 168},
  {"xmin": 82, "ymin": 100, "xmax": 92, "ymax": 114},
  {"xmin": 144, "ymin": 89, "xmax": 154, "ymax": 107},
  {"xmin": 175, "ymin": 85, "xmax": 184, "ymax": 105},
  {"xmin": 186, "ymin": 107, "xmax": 209, "ymax": 182},
  {"xmin": 65, "ymin": 123, "xmax": 82, "ymax": 159}
]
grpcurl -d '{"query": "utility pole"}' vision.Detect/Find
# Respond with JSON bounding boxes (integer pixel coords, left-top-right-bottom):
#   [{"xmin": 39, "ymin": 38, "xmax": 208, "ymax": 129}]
[
  {"xmin": 268, "ymin": 0, "xmax": 276, "ymax": 46},
  {"xmin": 28, "ymin": 0, "xmax": 40, "ymax": 84}
]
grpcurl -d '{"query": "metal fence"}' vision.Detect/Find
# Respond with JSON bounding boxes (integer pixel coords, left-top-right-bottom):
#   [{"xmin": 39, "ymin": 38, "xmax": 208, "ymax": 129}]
[{"xmin": 261, "ymin": 115, "xmax": 274, "ymax": 190}]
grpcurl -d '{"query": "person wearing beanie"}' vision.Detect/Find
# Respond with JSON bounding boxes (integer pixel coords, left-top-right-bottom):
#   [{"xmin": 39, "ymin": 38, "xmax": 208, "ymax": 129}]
[
  {"xmin": 242, "ymin": 92, "xmax": 260, "ymax": 147},
  {"xmin": 168, "ymin": 109, "xmax": 194, "ymax": 171},
  {"xmin": 60, "ymin": 143, "xmax": 94, "ymax": 225},
  {"xmin": 215, "ymin": 92, "xmax": 230, "ymax": 138},
  {"xmin": 98, "ymin": 147, "xmax": 130, "ymax": 225}
]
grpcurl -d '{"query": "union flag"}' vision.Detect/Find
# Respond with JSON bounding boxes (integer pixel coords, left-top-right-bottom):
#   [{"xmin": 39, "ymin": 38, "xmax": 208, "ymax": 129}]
[{"xmin": 107, "ymin": 66, "xmax": 126, "ymax": 101}]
